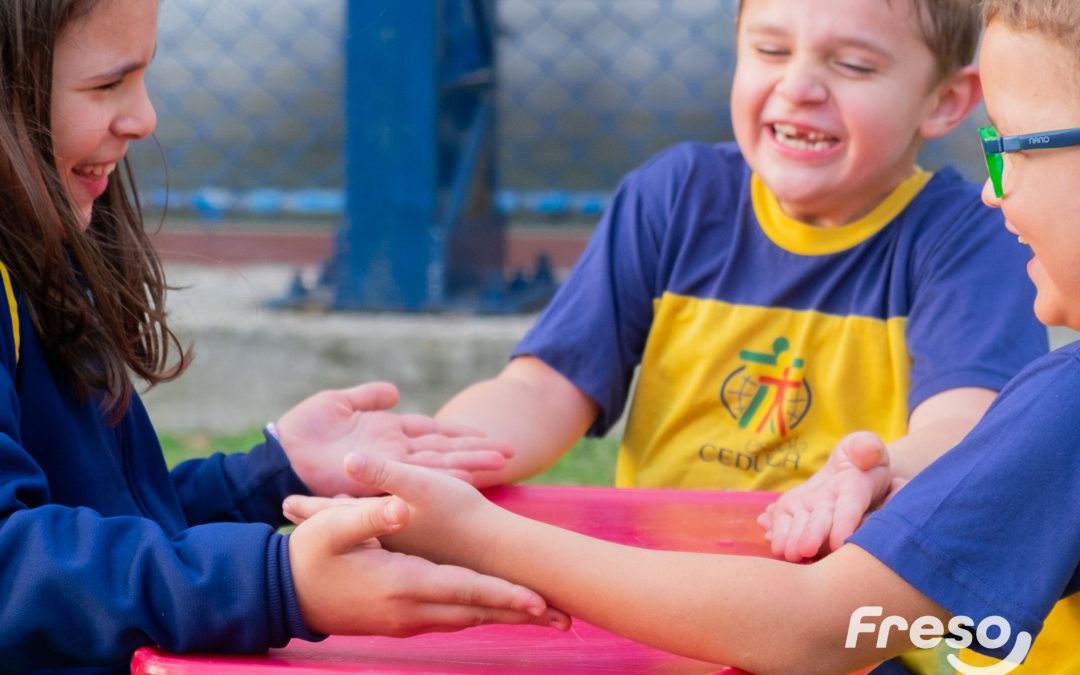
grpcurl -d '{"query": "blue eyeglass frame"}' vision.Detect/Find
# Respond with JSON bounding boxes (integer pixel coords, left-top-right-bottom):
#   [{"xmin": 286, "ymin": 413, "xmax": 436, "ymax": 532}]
[{"xmin": 980, "ymin": 125, "xmax": 1080, "ymax": 198}]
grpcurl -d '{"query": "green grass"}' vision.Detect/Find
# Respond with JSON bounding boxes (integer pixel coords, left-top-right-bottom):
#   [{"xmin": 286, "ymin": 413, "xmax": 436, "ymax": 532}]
[
  {"xmin": 158, "ymin": 430, "xmax": 620, "ymax": 486},
  {"xmin": 522, "ymin": 436, "xmax": 619, "ymax": 486}
]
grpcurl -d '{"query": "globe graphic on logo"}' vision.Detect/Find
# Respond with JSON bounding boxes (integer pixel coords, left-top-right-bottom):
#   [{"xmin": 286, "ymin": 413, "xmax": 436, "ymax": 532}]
[{"xmin": 720, "ymin": 366, "xmax": 812, "ymax": 435}]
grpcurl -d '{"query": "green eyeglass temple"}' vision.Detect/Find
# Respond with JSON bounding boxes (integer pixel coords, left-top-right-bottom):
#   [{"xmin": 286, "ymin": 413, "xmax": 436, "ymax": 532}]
[{"xmin": 980, "ymin": 125, "xmax": 1080, "ymax": 198}]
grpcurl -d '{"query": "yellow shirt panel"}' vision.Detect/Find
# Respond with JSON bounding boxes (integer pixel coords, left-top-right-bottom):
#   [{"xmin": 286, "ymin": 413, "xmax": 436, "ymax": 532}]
[
  {"xmin": 616, "ymin": 293, "xmax": 911, "ymax": 491},
  {"xmin": 959, "ymin": 597, "xmax": 1080, "ymax": 674}
]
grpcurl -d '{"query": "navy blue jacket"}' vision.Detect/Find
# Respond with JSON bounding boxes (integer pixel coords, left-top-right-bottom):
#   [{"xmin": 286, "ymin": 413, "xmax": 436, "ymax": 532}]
[{"xmin": 0, "ymin": 267, "xmax": 315, "ymax": 673}]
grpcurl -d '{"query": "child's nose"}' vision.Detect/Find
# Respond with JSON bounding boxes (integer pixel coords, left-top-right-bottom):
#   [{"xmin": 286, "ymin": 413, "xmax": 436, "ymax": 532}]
[
  {"xmin": 113, "ymin": 85, "xmax": 157, "ymax": 141},
  {"xmin": 981, "ymin": 178, "xmax": 1001, "ymax": 208},
  {"xmin": 775, "ymin": 61, "xmax": 828, "ymax": 104}
]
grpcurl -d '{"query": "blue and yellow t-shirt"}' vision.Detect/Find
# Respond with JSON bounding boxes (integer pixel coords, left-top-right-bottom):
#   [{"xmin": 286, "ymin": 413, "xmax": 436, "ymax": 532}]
[{"xmin": 515, "ymin": 142, "xmax": 1046, "ymax": 492}]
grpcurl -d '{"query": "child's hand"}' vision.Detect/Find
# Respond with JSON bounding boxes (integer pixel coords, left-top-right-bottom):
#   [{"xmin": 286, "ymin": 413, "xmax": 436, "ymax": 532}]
[
  {"xmin": 757, "ymin": 431, "xmax": 895, "ymax": 562},
  {"xmin": 284, "ymin": 453, "xmax": 493, "ymax": 563},
  {"xmin": 286, "ymin": 493, "xmax": 570, "ymax": 636},
  {"xmin": 276, "ymin": 381, "xmax": 513, "ymax": 497}
]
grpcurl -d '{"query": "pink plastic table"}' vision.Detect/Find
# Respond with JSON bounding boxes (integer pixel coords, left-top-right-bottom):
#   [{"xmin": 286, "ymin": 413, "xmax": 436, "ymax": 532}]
[{"xmin": 132, "ymin": 485, "xmax": 780, "ymax": 674}]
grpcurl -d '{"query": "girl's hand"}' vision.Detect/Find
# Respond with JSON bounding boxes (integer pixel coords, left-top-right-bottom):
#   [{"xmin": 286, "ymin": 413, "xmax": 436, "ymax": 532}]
[
  {"xmin": 285, "ymin": 452, "xmax": 497, "ymax": 568},
  {"xmin": 276, "ymin": 382, "xmax": 513, "ymax": 497},
  {"xmin": 286, "ymin": 493, "xmax": 569, "ymax": 636}
]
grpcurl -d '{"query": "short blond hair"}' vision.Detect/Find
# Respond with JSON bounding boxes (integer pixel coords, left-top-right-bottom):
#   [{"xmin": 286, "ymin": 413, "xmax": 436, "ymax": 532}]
[
  {"xmin": 982, "ymin": 0, "xmax": 1080, "ymax": 64},
  {"xmin": 737, "ymin": 0, "xmax": 980, "ymax": 82}
]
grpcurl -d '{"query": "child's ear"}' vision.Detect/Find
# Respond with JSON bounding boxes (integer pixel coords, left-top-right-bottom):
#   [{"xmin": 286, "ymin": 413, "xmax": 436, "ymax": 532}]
[{"xmin": 919, "ymin": 64, "xmax": 982, "ymax": 140}]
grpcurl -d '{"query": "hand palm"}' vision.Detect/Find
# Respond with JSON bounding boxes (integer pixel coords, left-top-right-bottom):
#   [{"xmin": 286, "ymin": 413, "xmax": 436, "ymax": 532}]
[
  {"xmin": 290, "ymin": 401, "xmax": 415, "ymax": 462},
  {"xmin": 275, "ymin": 382, "xmax": 512, "ymax": 497},
  {"xmin": 277, "ymin": 384, "xmax": 415, "ymax": 496},
  {"xmin": 759, "ymin": 431, "xmax": 891, "ymax": 561}
]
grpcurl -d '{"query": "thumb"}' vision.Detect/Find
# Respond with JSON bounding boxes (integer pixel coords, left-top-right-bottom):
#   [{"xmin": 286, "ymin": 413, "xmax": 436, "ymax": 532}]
[
  {"xmin": 313, "ymin": 495, "xmax": 410, "ymax": 555},
  {"xmin": 337, "ymin": 381, "xmax": 401, "ymax": 412},
  {"xmin": 345, "ymin": 452, "xmax": 428, "ymax": 498},
  {"xmin": 837, "ymin": 431, "xmax": 889, "ymax": 472}
]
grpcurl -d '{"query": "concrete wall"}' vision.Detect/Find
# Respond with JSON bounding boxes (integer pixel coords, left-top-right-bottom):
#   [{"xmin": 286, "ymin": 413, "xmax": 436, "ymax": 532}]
[
  {"xmin": 142, "ymin": 264, "xmax": 533, "ymax": 433},
  {"xmin": 144, "ymin": 264, "xmax": 1077, "ymax": 435}
]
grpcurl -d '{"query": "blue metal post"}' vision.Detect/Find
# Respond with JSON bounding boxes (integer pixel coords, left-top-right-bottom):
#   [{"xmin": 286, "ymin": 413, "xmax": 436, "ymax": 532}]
[{"xmin": 337, "ymin": 0, "xmax": 502, "ymax": 311}]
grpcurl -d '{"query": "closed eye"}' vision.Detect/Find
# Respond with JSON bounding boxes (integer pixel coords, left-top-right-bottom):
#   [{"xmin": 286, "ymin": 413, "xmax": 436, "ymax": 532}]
[
  {"xmin": 755, "ymin": 45, "xmax": 790, "ymax": 58},
  {"xmin": 836, "ymin": 61, "xmax": 876, "ymax": 75}
]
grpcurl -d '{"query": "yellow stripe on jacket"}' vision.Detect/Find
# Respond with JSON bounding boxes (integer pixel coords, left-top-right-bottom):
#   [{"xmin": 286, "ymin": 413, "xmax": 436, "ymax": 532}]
[{"xmin": 0, "ymin": 262, "xmax": 19, "ymax": 364}]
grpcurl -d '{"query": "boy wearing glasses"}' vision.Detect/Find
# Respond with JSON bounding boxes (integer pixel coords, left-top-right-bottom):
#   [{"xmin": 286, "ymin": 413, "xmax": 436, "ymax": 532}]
[
  {"xmin": 290, "ymin": 8, "xmax": 1080, "ymax": 670},
  {"xmin": 433, "ymin": 0, "xmax": 1041, "ymax": 526},
  {"xmin": 747, "ymin": 3, "xmax": 1080, "ymax": 670}
]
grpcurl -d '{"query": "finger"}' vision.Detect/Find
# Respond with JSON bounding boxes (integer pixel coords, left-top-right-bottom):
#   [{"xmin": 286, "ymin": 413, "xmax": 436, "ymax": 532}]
[
  {"xmin": 400, "ymin": 415, "xmax": 491, "ymax": 439},
  {"xmin": 388, "ymin": 467, "xmax": 474, "ymax": 484},
  {"xmin": 393, "ymin": 604, "xmax": 571, "ymax": 636},
  {"xmin": 886, "ymin": 477, "xmax": 910, "ymax": 501},
  {"xmin": 397, "ymin": 413, "xmax": 441, "ymax": 438},
  {"xmin": 404, "ymin": 449, "xmax": 510, "ymax": 472},
  {"xmin": 829, "ymin": 489, "xmax": 873, "ymax": 552},
  {"xmin": 299, "ymin": 497, "xmax": 410, "ymax": 554},
  {"xmin": 769, "ymin": 511, "xmax": 793, "ymax": 558},
  {"xmin": 405, "ymin": 563, "xmax": 559, "ymax": 617},
  {"xmin": 408, "ymin": 434, "xmax": 514, "ymax": 459},
  {"xmin": 836, "ymin": 431, "xmax": 888, "ymax": 471},
  {"xmin": 282, "ymin": 494, "xmax": 357, "ymax": 524},
  {"xmin": 422, "ymin": 418, "xmax": 490, "ymax": 438},
  {"xmin": 782, "ymin": 508, "xmax": 812, "ymax": 563},
  {"xmin": 756, "ymin": 505, "xmax": 774, "ymax": 533},
  {"xmin": 798, "ymin": 500, "xmax": 836, "ymax": 559},
  {"xmin": 337, "ymin": 382, "xmax": 401, "ymax": 413},
  {"xmin": 345, "ymin": 452, "xmax": 441, "ymax": 499}
]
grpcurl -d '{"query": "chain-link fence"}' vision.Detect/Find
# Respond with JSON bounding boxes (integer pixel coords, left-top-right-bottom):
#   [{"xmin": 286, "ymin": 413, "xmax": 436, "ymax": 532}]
[{"xmin": 132, "ymin": 0, "xmax": 986, "ymax": 224}]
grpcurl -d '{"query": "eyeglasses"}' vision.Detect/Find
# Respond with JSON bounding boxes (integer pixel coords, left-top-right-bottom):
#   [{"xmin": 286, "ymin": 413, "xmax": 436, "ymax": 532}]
[{"xmin": 980, "ymin": 125, "xmax": 1080, "ymax": 198}]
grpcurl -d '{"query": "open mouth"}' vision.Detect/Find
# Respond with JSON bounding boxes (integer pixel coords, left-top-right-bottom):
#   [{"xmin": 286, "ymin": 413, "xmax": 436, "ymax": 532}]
[
  {"xmin": 72, "ymin": 162, "xmax": 117, "ymax": 179},
  {"xmin": 771, "ymin": 123, "xmax": 839, "ymax": 153}
]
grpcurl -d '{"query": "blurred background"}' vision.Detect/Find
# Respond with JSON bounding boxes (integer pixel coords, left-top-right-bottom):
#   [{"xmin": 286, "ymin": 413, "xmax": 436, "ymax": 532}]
[
  {"xmin": 139, "ymin": 1, "xmax": 1012, "ymax": 457},
  {"xmin": 136, "ymin": 0, "xmax": 986, "ymax": 264}
]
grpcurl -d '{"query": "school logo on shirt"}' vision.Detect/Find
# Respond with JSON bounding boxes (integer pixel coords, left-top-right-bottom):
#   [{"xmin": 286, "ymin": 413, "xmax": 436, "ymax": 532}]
[{"xmin": 720, "ymin": 337, "xmax": 811, "ymax": 436}]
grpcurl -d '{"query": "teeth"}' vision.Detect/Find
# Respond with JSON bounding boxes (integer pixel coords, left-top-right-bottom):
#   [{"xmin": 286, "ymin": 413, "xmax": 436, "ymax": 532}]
[
  {"xmin": 773, "ymin": 123, "xmax": 834, "ymax": 152},
  {"xmin": 1018, "ymin": 235, "xmax": 1028, "ymax": 245},
  {"xmin": 74, "ymin": 163, "xmax": 116, "ymax": 178}
]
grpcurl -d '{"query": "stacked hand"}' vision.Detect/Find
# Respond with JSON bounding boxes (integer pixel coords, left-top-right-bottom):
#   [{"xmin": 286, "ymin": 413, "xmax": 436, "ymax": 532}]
[
  {"xmin": 286, "ymin": 491, "xmax": 569, "ymax": 636},
  {"xmin": 276, "ymin": 381, "xmax": 513, "ymax": 496},
  {"xmin": 757, "ymin": 431, "xmax": 904, "ymax": 562}
]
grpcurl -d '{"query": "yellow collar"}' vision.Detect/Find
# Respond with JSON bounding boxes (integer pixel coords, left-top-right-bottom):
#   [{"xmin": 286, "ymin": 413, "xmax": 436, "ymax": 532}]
[{"xmin": 751, "ymin": 169, "xmax": 932, "ymax": 255}]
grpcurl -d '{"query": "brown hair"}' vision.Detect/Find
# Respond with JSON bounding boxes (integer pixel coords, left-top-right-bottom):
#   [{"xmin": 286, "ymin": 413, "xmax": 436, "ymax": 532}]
[
  {"xmin": 737, "ymin": 0, "xmax": 981, "ymax": 82},
  {"xmin": 0, "ymin": 0, "xmax": 189, "ymax": 420},
  {"xmin": 982, "ymin": 0, "xmax": 1080, "ymax": 64}
]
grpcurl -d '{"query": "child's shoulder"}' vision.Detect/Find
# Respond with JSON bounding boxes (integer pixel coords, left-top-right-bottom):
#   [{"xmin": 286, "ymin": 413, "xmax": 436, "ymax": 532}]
[
  {"xmin": 895, "ymin": 166, "xmax": 1002, "ymax": 240},
  {"xmin": 983, "ymin": 339, "xmax": 1080, "ymax": 426},
  {"xmin": 1043, "ymin": 339, "xmax": 1080, "ymax": 370},
  {"xmin": 625, "ymin": 141, "xmax": 749, "ymax": 203},
  {"xmin": 636, "ymin": 140, "xmax": 746, "ymax": 177},
  {"xmin": 917, "ymin": 166, "xmax": 989, "ymax": 211}
]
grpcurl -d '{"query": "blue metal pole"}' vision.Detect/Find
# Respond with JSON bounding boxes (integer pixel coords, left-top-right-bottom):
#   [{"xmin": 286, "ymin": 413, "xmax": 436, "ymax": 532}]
[{"xmin": 338, "ymin": 0, "xmax": 441, "ymax": 310}]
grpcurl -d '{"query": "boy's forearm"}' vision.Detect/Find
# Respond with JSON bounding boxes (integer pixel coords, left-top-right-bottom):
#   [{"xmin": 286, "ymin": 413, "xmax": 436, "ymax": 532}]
[
  {"xmin": 447, "ymin": 508, "xmax": 942, "ymax": 673},
  {"xmin": 436, "ymin": 359, "xmax": 598, "ymax": 486},
  {"xmin": 888, "ymin": 387, "xmax": 996, "ymax": 479},
  {"xmin": 887, "ymin": 418, "xmax": 977, "ymax": 479},
  {"xmin": 435, "ymin": 381, "xmax": 571, "ymax": 484}
]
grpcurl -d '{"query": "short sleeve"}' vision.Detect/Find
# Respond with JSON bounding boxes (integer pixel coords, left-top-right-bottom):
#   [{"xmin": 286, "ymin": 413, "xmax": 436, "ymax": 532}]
[
  {"xmin": 905, "ymin": 181, "xmax": 1047, "ymax": 409},
  {"xmin": 850, "ymin": 346, "xmax": 1080, "ymax": 659},
  {"xmin": 513, "ymin": 165, "xmax": 665, "ymax": 433}
]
